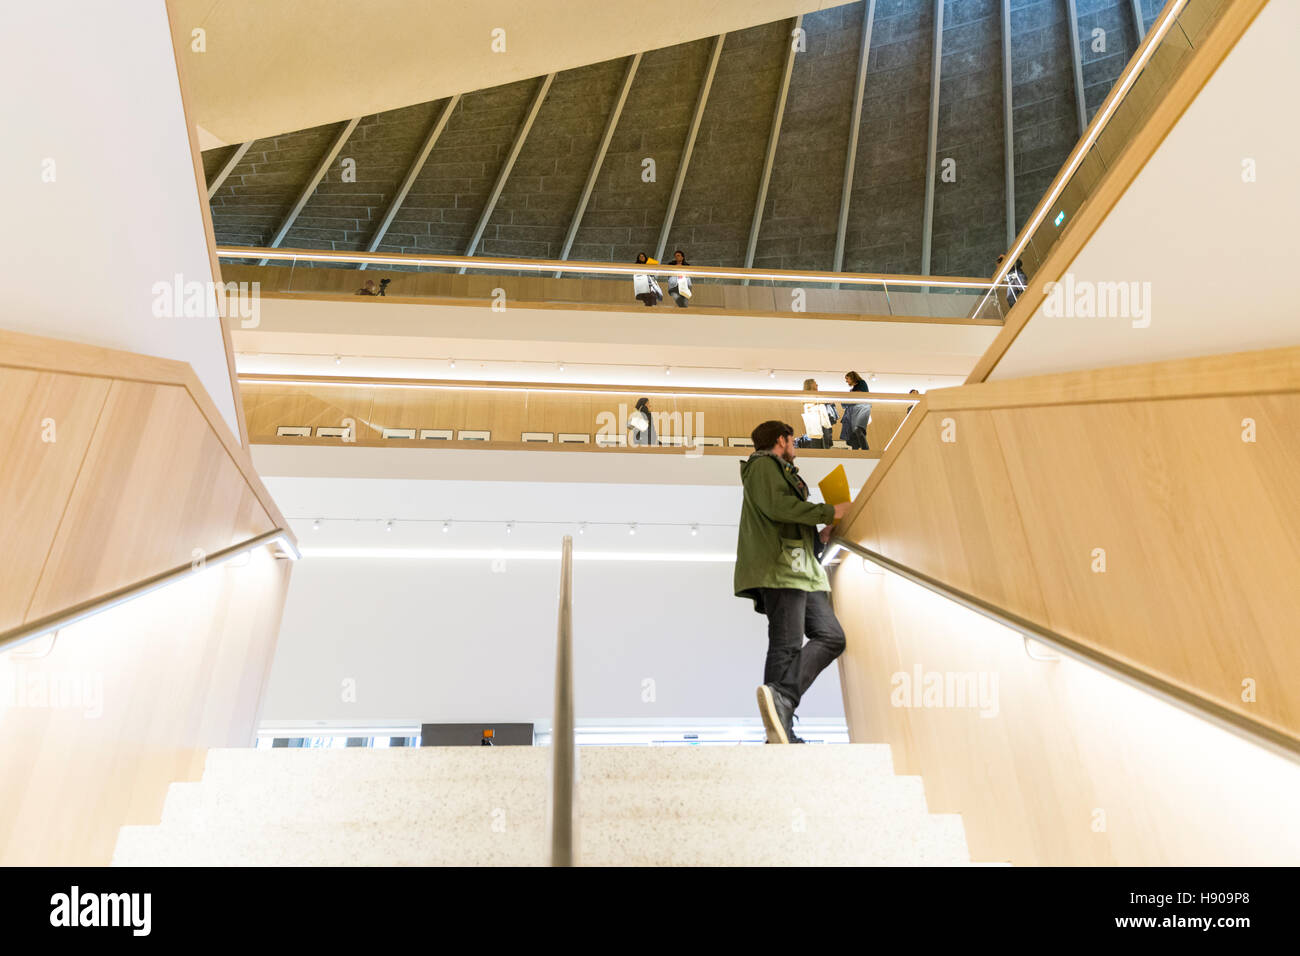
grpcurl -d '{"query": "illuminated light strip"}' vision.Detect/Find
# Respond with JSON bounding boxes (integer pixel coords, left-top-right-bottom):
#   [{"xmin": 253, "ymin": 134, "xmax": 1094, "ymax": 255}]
[
  {"xmin": 971, "ymin": 0, "xmax": 1191, "ymax": 318},
  {"xmin": 828, "ymin": 536, "xmax": 1300, "ymax": 764},
  {"xmin": 0, "ymin": 529, "xmax": 296, "ymax": 656},
  {"xmin": 301, "ymin": 548, "xmax": 735, "ymax": 563},
  {"xmin": 237, "ymin": 375, "xmax": 919, "ymax": 404},
  {"xmin": 214, "ymin": 245, "xmax": 993, "ymax": 290}
]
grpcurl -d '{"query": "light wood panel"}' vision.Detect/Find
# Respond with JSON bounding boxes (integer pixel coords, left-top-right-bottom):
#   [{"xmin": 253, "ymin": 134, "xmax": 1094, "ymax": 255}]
[
  {"xmin": 838, "ymin": 344, "xmax": 1300, "ymax": 745},
  {"xmin": 0, "ymin": 328, "xmax": 290, "ymax": 535},
  {"xmin": 0, "ymin": 550, "xmax": 291, "ymax": 865},
  {"xmin": 0, "ymin": 369, "xmax": 111, "ymax": 631},
  {"xmin": 0, "ymin": 330, "xmax": 297, "ymax": 865},
  {"xmin": 834, "ymin": 562, "xmax": 1300, "ymax": 864},
  {"xmin": 241, "ymin": 381, "xmax": 901, "ymax": 451},
  {"xmin": 991, "ymin": 393, "xmax": 1300, "ymax": 736},
  {"xmin": 25, "ymin": 381, "xmax": 275, "ymax": 622}
]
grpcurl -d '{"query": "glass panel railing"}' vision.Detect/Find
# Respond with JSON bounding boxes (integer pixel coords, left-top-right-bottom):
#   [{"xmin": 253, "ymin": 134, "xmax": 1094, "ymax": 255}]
[
  {"xmin": 976, "ymin": 0, "xmax": 1231, "ymax": 316},
  {"xmin": 213, "ymin": 246, "xmax": 1006, "ymax": 323}
]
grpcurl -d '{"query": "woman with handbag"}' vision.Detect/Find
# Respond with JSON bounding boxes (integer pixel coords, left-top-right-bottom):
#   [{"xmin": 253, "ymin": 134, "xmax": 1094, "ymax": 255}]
[{"xmin": 632, "ymin": 253, "xmax": 663, "ymax": 307}]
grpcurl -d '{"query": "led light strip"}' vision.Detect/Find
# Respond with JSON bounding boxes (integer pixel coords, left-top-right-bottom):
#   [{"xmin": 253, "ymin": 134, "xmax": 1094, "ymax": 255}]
[
  {"xmin": 0, "ymin": 530, "xmax": 297, "ymax": 656},
  {"xmin": 238, "ymin": 374, "xmax": 918, "ymax": 404},
  {"xmin": 301, "ymin": 548, "xmax": 735, "ymax": 563}
]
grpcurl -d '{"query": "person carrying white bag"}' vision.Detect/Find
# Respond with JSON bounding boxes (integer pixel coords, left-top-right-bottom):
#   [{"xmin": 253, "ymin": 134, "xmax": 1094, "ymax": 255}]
[
  {"xmin": 667, "ymin": 249, "xmax": 692, "ymax": 307},
  {"xmin": 633, "ymin": 252, "xmax": 663, "ymax": 307}
]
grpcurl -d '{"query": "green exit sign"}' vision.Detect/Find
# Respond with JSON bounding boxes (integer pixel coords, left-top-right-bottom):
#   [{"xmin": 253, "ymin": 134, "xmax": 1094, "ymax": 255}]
[{"xmin": 1054, "ymin": 210, "xmax": 1066, "ymax": 227}]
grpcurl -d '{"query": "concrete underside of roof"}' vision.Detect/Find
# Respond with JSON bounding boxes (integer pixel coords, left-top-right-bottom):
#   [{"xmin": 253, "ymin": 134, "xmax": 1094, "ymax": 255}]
[{"xmin": 174, "ymin": 0, "xmax": 820, "ymax": 147}]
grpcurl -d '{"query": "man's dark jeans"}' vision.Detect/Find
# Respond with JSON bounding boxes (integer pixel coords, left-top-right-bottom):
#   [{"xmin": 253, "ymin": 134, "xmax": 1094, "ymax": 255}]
[{"xmin": 759, "ymin": 587, "xmax": 847, "ymax": 710}]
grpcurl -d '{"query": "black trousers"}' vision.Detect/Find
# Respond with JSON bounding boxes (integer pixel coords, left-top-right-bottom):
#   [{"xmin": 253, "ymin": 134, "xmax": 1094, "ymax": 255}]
[{"xmin": 759, "ymin": 588, "xmax": 846, "ymax": 709}]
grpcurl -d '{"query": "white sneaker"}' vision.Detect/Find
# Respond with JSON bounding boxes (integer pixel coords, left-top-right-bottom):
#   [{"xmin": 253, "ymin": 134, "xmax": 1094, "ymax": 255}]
[{"xmin": 756, "ymin": 684, "xmax": 790, "ymax": 744}]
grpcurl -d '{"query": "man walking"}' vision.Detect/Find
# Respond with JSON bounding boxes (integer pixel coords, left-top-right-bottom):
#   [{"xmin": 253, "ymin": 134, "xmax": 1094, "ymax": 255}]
[{"xmin": 735, "ymin": 420, "xmax": 851, "ymax": 744}]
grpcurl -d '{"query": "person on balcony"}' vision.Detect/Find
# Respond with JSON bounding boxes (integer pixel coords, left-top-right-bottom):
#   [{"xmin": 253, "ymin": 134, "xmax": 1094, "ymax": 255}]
[
  {"xmin": 627, "ymin": 397, "xmax": 658, "ymax": 446},
  {"xmin": 840, "ymin": 371, "xmax": 871, "ymax": 450},
  {"xmin": 996, "ymin": 254, "xmax": 1027, "ymax": 308},
  {"xmin": 632, "ymin": 253, "xmax": 663, "ymax": 307},
  {"xmin": 666, "ymin": 249, "xmax": 692, "ymax": 307},
  {"xmin": 799, "ymin": 379, "xmax": 836, "ymax": 448},
  {"xmin": 735, "ymin": 420, "xmax": 850, "ymax": 744}
]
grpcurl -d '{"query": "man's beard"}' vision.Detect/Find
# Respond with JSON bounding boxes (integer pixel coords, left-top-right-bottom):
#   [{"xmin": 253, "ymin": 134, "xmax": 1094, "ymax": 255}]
[{"xmin": 780, "ymin": 446, "xmax": 795, "ymax": 464}]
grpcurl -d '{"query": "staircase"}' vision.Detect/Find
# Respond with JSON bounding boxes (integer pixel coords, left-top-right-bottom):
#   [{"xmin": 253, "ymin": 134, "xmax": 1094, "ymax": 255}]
[{"xmin": 112, "ymin": 744, "xmax": 972, "ymax": 866}]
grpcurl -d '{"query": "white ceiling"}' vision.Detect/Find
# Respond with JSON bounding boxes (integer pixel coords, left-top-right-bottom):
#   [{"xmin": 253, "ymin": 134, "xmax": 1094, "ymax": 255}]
[
  {"xmin": 255, "ymin": 445, "xmax": 875, "ymax": 556},
  {"xmin": 172, "ymin": 0, "xmax": 824, "ymax": 146},
  {"xmin": 237, "ymin": 351, "xmax": 961, "ymax": 396},
  {"xmin": 233, "ymin": 295, "xmax": 996, "ymax": 388},
  {"xmin": 989, "ymin": 0, "xmax": 1300, "ymax": 381}
]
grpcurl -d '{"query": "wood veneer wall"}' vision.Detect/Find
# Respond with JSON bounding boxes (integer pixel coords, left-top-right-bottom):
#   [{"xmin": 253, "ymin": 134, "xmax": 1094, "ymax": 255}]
[
  {"xmin": 0, "ymin": 329, "xmax": 294, "ymax": 865},
  {"xmin": 834, "ymin": 563, "xmax": 1300, "ymax": 865},
  {"xmin": 837, "ymin": 345, "xmax": 1300, "ymax": 748}
]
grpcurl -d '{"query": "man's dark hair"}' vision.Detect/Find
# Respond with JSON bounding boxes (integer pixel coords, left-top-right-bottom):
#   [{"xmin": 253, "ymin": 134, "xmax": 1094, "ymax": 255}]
[{"xmin": 751, "ymin": 420, "xmax": 793, "ymax": 451}]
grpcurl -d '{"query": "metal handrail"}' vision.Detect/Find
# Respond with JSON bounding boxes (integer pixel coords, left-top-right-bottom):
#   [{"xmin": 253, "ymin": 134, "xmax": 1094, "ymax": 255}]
[
  {"xmin": 828, "ymin": 537, "xmax": 1300, "ymax": 764},
  {"xmin": 550, "ymin": 535, "xmax": 577, "ymax": 866},
  {"xmin": 0, "ymin": 529, "xmax": 298, "ymax": 656},
  {"xmin": 214, "ymin": 244, "xmax": 997, "ymax": 291}
]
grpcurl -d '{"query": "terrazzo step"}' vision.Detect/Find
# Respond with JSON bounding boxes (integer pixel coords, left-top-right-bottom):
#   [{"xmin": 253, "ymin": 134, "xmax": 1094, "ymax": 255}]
[
  {"xmin": 113, "ymin": 820, "xmax": 548, "ymax": 867},
  {"xmin": 114, "ymin": 812, "xmax": 967, "ymax": 867},
  {"xmin": 579, "ymin": 815, "xmax": 970, "ymax": 866},
  {"xmin": 197, "ymin": 743, "xmax": 898, "ymax": 784},
  {"xmin": 115, "ymin": 743, "xmax": 972, "ymax": 866},
  {"xmin": 156, "ymin": 779, "xmax": 934, "ymax": 833},
  {"xmin": 198, "ymin": 745, "xmax": 552, "ymax": 784}
]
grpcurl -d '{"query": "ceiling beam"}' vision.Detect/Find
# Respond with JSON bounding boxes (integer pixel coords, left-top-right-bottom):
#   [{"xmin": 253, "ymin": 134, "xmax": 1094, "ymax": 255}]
[
  {"xmin": 1066, "ymin": 0, "xmax": 1089, "ymax": 136},
  {"xmin": 555, "ymin": 54, "xmax": 642, "ymax": 277},
  {"xmin": 1130, "ymin": 0, "xmax": 1147, "ymax": 42},
  {"xmin": 459, "ymin": 74, "xmax": 556, "ymax": 273},
  {"xmin": 206, "ymin": 141, "xmax": 251, "ymax": 199},
  {"xmin": 654, "ymin": 34, "xmax": 726, "ymax": 263},
  {"xmin": 743, "ymin": 16, "xmax": 803, "ymax": 283},
  {"xmin": 920, "ymin": 0, "xmax": 944, "ymax": 276},
  {"xmin": 258, "ymin": 117, "xmax": 361, "ymax": 266},
  {"xmin": 359, "ymin": 95, "xmax": 461, "ymax": 270},
  {"xmin": 834, "ymin": 0, "xmax": 877, "ymax": 282},
  {"xmin": 1002, "ymin": 0, "xmax": 1016, "ymax": 248}
]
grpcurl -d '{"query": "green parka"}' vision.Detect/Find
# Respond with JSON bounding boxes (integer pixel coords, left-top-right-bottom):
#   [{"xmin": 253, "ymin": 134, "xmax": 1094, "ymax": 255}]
[{"xmin": 734, "ymin": 451, "xmax": 835, "ymax": 613}]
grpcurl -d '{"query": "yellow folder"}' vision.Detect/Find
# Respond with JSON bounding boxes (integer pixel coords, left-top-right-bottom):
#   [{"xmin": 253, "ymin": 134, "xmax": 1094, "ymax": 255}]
[{"xmin": 818, "ymin": 464, "xmax": 851, "ymax": 506}]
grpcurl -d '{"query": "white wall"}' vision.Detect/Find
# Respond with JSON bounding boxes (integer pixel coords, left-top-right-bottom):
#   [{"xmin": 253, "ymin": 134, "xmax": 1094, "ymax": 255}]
[
  {"xmin": 260, "ymin": 556, "xmax": 846, "ymax": 726},
  {"xmin": 0, "ymin": 0, "xmax": 241, "ymax": 439}
]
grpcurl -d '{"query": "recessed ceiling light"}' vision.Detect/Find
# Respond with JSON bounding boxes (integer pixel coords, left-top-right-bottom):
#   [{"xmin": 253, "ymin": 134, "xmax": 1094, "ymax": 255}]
[
  {"xmin": 442, "ymin": 521, "xmax": 451, "ymax": 534},
  {"xmin": 311, "ymin": 519, "xmax": 321, "ymax": 531},
  {"xmin": 385, "ymin": 520, "xmax": 394, "ymax": 532}
]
